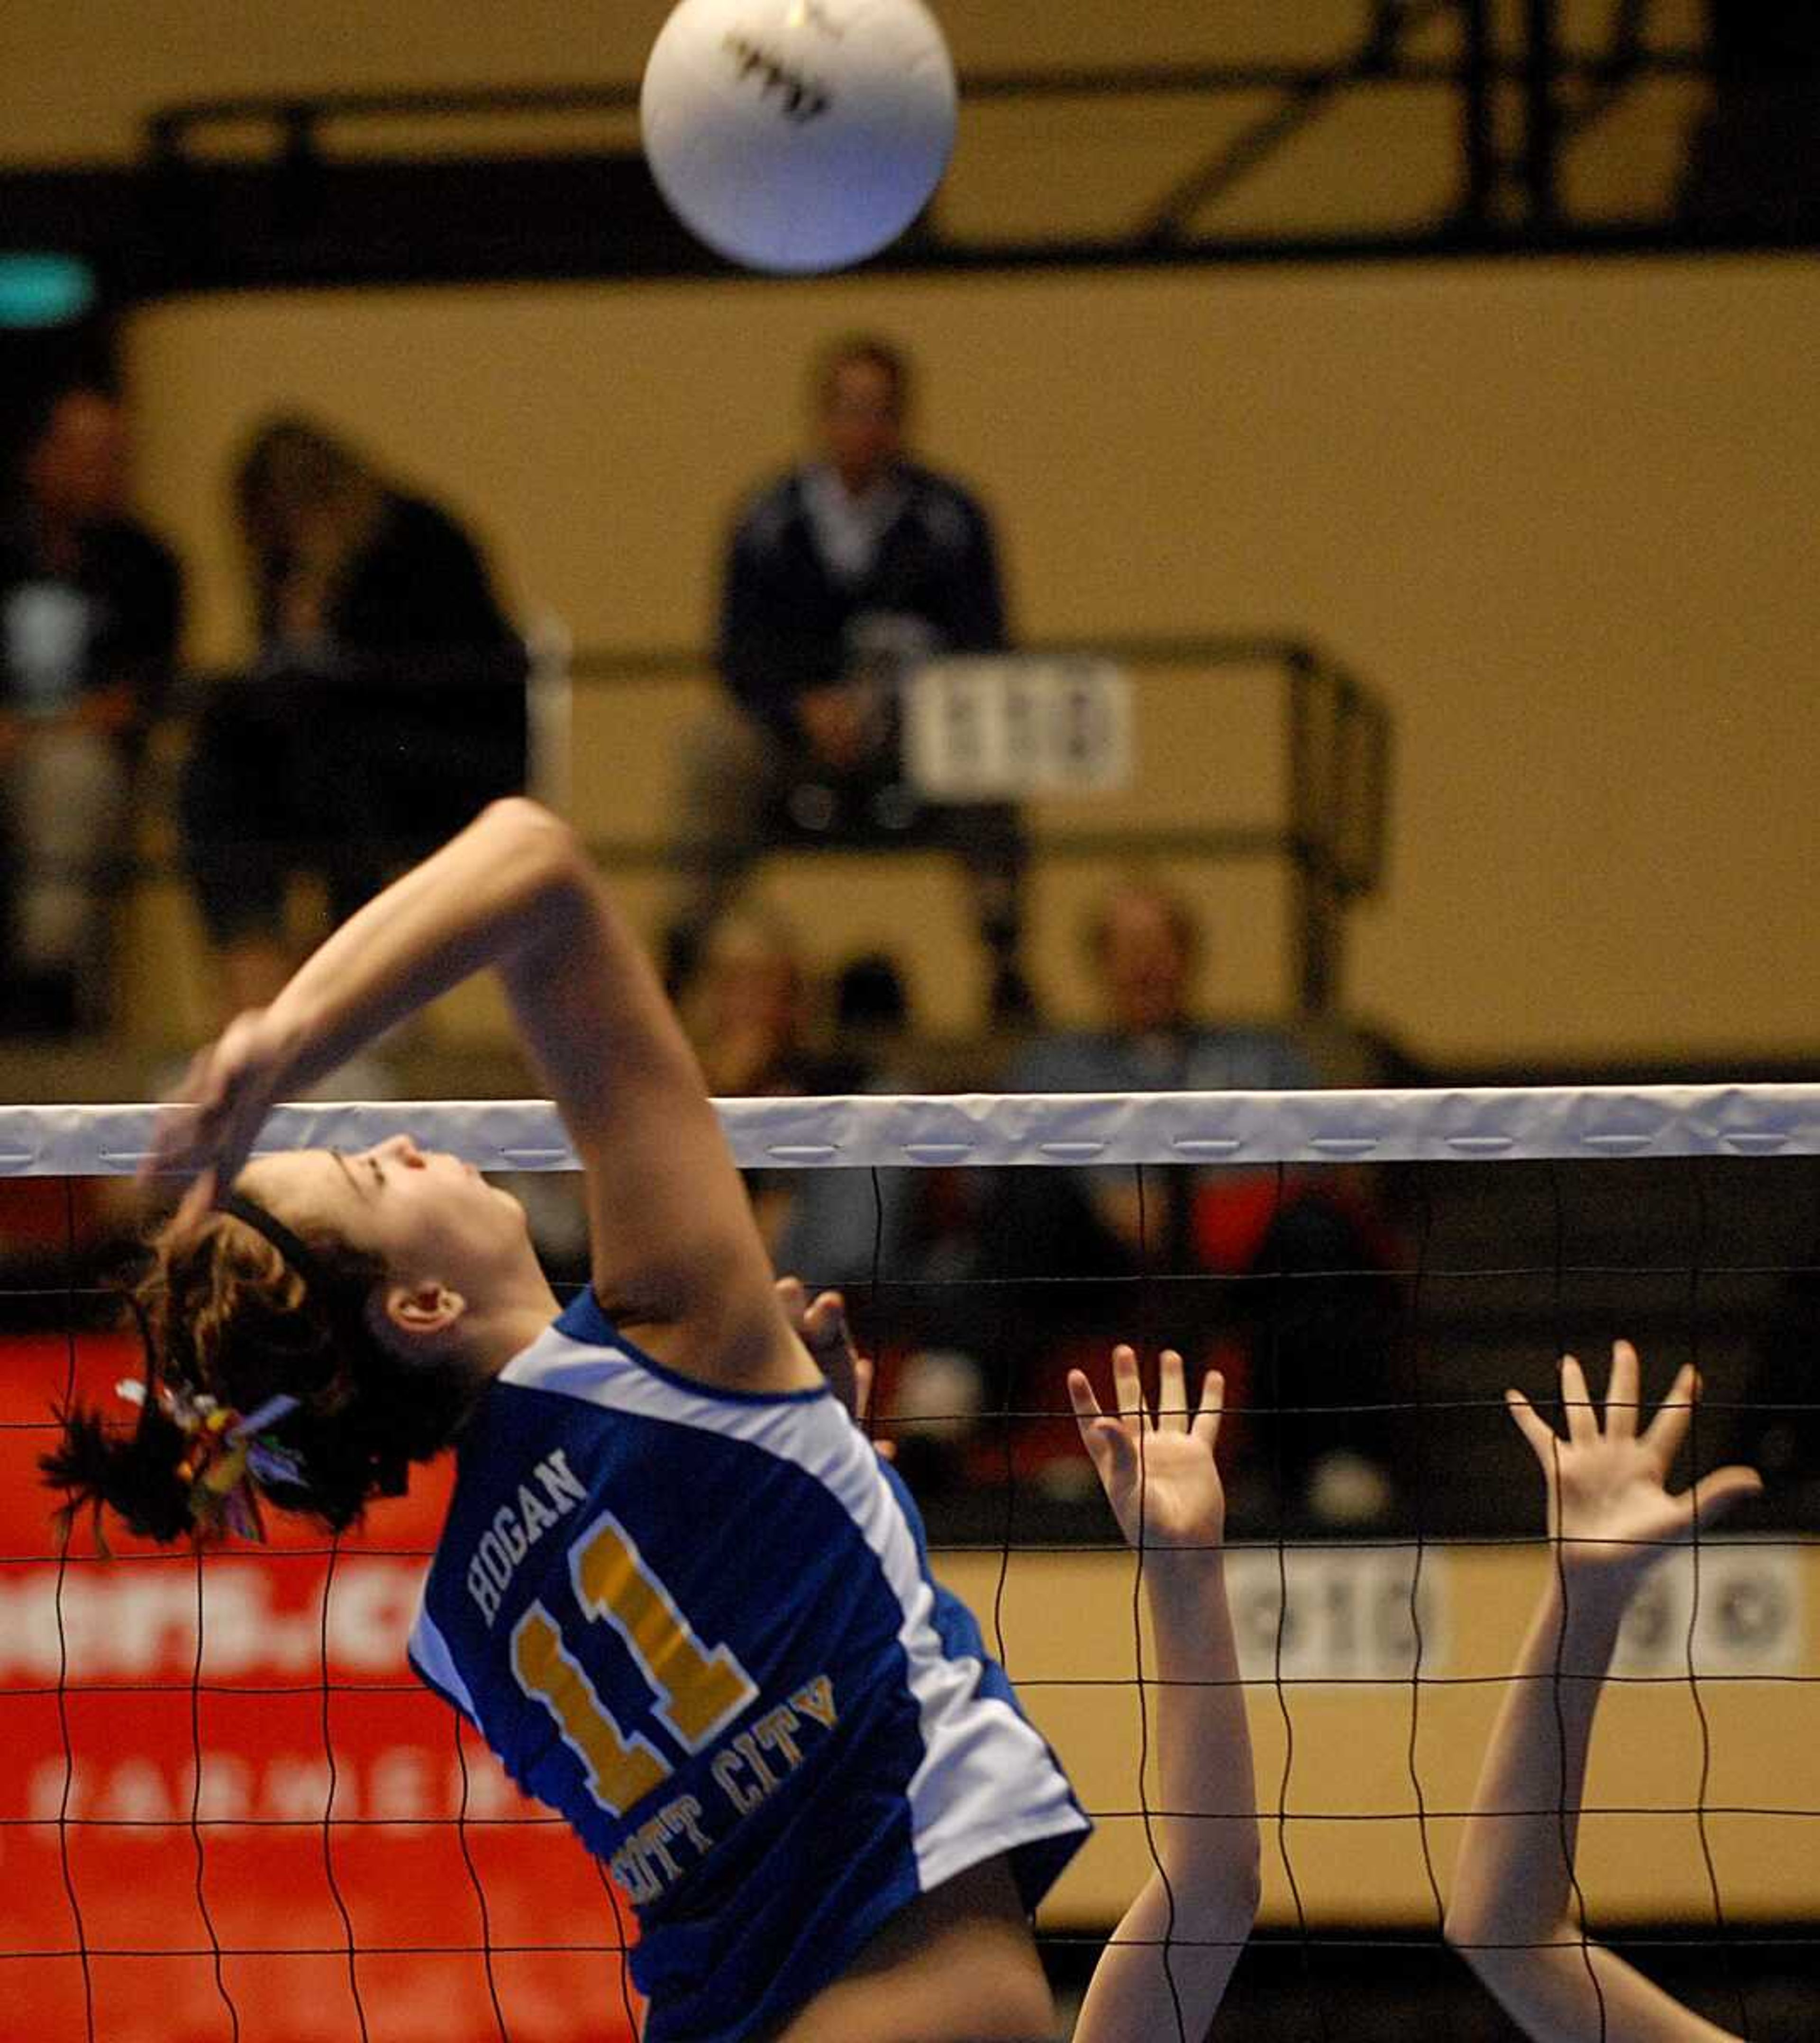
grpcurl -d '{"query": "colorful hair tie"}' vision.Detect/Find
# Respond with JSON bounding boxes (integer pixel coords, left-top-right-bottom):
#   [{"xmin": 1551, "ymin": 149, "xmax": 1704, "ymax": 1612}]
[{"xmin": 114, "ymin": 1377, "xmax": 305, "ymax": 1540}]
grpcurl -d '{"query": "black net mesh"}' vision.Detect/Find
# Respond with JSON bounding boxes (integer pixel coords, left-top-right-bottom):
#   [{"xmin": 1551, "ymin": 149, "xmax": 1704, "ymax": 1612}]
[{"xmin": 4, "ymin": 1121, "xmax": 1818, "ymax": 2041}]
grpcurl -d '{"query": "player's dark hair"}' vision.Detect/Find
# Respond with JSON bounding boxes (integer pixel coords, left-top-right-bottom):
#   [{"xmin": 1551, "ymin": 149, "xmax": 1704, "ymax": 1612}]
[{"xmin": 41, "ymin": 1198, "xmax": 479, "ymax": 1546}]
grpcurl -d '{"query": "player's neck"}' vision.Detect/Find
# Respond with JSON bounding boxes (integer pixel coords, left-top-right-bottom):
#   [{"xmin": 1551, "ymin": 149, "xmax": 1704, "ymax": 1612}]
[{"xmin": 463, "ymin": 1280, "xmax": 565, "ymax": 1380}]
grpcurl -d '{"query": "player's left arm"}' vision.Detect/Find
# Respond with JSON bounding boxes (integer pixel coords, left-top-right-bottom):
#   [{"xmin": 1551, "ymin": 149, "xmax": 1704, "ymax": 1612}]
[{"xmin": 1070, "ymin": 1346, "xmax": 1259, "ymax": 2043}]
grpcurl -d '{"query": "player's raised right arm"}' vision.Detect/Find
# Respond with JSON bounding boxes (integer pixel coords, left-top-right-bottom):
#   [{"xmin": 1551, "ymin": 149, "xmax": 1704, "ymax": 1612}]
[{"xmin": 148, "ymin": 799, "xmax": 792, "ymax": 1383}]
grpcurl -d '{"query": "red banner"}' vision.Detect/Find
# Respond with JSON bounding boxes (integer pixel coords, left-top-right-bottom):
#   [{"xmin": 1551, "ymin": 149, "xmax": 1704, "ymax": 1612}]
[{"xmin": 1, "ymin": 1331, "xmax": 640, "ymax": 2043}]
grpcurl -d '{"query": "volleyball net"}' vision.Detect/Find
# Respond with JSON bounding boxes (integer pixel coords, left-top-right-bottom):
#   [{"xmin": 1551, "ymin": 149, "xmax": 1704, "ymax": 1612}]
[{"xmin": 3, "ymin": 1085, "xmax": 1817, "ymax": 2040}]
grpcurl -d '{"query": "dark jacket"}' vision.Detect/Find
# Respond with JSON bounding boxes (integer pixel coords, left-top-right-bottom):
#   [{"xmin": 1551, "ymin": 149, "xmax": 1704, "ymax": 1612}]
[
  {"xmin": 0, "ymin": 514, "xmax": 182, "ymax": 734},
  {"xmin": 253, "ymin": 492, "xmax": 526, "ymax": 788},
  {"xmin": 718, "ymin": 461, "xmax": 1006, "ymax": 741}
]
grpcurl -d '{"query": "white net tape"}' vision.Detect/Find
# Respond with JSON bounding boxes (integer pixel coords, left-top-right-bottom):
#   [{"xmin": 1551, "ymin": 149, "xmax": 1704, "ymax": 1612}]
[{"xmin": 4, "ymin": 1082, "xmax": 1819, "ymax": 1176}]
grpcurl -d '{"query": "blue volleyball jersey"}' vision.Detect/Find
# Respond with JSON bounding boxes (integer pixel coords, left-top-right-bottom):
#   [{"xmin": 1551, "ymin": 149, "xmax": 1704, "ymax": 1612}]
[{"xmin": 406, "ymin": 1289, "xmax": 1089, "ymax": 2043}]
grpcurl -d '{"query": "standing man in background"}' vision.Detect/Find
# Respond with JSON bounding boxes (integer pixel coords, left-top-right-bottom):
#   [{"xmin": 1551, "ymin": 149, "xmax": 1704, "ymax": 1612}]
[
  {"xmin": 669, "ymin": 335, "xmax": 1033, "ymax": 1025},
  {"xmin": 0, "ymin": 386, "xmax": 182, "ymax": 1035}
]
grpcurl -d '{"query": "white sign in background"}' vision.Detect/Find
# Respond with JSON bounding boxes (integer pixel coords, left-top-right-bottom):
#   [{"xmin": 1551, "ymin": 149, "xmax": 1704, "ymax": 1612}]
[
  {"xmin": 904, "ymin": 655, "xmax": 1134, "ymax": 799},
  {"xmin": 0, "ymin": 1546, "xmax": 1801, "ymax": 1689},
  {"xmin": 1188, "ymin": 1543, "xmax": 1803, "ymax": 1685},
  {"xmin": 1223, "ymin": 1547, "xmax": 1450, "ymax": 1683},
  {"xmin": 1610, "ymin": 1543, "xmax": 1805, "ymax": 1678}
]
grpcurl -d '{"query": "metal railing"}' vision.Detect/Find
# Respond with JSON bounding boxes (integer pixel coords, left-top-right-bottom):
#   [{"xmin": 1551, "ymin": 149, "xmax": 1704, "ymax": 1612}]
[
  {"xmin": 92, "ymin": 634, "xmax": 1386, "ymax": 1020},
  {"xmin": 6, "ymin": 5, "xmax": 1813, "ymax": 304},
  {"xmin": 104, "ymin": 2, "xmax": 1814, "ymax": 297},
  {"xmin": 557, "ymin": 636, "xmax": 1390, "ymax": 1016}
]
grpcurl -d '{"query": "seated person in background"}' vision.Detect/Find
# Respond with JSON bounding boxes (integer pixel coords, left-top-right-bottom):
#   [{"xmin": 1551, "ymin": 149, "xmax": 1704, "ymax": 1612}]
[
  {"xmin": 1446, "ymin": 1342, "xmax": 1761, "ymax": 2041},
  {"xmin": 0, "ymin": 386, "xmax": 182, "ymax": 1034},
  {"xmin": 1010, "ymin": 877, "xmax": 1319, "ymax": 1099},
  {"xmin": 1735, "ymin": 1241, "xmax": 1820, "ymax": 1525},
  {"xmin": 677, "ymin": 903, "xmax": 867, "ymax": 1104},
  {"xmin": 669, "ymin": 333, "xmax": 1033, "ymax": 1025},
  {"xmin": 676, "ymin": 906, "xmax": 921, "ymax": 1290},
  {"xmin": 969, "ymin": 878, "xmax": 1400, "ymax": 1520},
  {"xmin": 180, "ymin": 414, "xmax": 525, "ymax": 1018}
]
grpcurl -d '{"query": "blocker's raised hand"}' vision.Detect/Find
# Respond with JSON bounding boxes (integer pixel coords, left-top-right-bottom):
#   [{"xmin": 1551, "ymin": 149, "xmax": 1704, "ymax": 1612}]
[
  {"xmin": 1068, "ymin": 1344, "xmax": 1225, "ymax": 1554},
  {"xmin": 774, "ymin": 1276, "xmax": 887, "ymax": 1451},
  {"xmin": 1505, "ymin": 1340, "xmax": 1761, "ymax": 1578}
]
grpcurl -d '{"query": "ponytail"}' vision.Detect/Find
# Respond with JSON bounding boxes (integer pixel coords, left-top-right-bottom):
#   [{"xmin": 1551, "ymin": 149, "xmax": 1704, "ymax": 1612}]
[{"xmin": 41, "ymin": 1195, "xmax": 477, "ymax": 1546}]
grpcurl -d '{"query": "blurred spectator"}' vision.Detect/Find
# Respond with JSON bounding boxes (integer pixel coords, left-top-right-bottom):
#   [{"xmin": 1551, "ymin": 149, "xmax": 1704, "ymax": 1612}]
[
  {"xmin": 1737, "ymin": 1243, "xmax": 1820, "ymax": 1525},
  {"xmin": 679, "ymin": 904, "xmax": 867, "ymax": 1103},
  {"xmin": 677, "ymin": 907, "xmax": 926, "ymax": 1296},
  {"xmin": 1679, "ymin": 2, "xmax": 1820, "ymax": 240},
  {"xmin": 179, "ymin": 415, "xmax": 525, "ymax": 1017},
  {"xmin": 960, "ymin": 879, "xmax": 1401, "ymax": 1525},
  {"xmin": 0, "ymin": 386, "xmax": 181, "ymax": 1034},
  {"xmin": 670, "ymin": 335, "xmax": 1033, "ymax": 1025},
  {"xmin": 1010, "ymin": 878, "xmax": 1318, "ymax": 1102}
]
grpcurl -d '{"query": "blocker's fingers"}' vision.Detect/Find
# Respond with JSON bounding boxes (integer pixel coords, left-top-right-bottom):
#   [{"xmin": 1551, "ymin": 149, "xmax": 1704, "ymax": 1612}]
[
  {"xmin": 1192, "ymin": 1368, "xmax": 1225, "ymax": 1449},
  {"xmin": 1158, "ymin": 1349, "xmax": 1188, "ymax": 1430},
  {"xmin": 1642, "ymin": 1362, "xmax": 1700, "ymax": 1464},
  {"xmin": 1560, "ymin": 1354, "xmax": 1598, "ymax": 1444},
  {"xmin": 1505, "ymin": 1387, "xmax": 1559, "ymax": 1464},
  {"xmin": 1604, "ymin": 1338, "xmax": 1641, "ymax": 1439},
  {"xmin": 1068, "ymin": 1370, "xmax": 1132, "ymax": 1480},
  {"xmin": 773, "ymin": 1275, "xmax": 808, "ymax": 1326},
  {"xmin": 1682, "ymin": 1464, "xmax": 1764, "ymax": 1529},
  {"xmin": 1067, "ymin": 1366, "xmax": 1105, "ymax": 1427},
  {"xmin": 1110, "ymin": 1344, "xmax": 1144, "ymax": 1428},
  {"xmin": 804, "ymin": 1289, "xmax": 848, "ymax": 1347},
  {"xmin": 1092, "ymin": 1416, "xmax": 1138, "ymax": 1482}
]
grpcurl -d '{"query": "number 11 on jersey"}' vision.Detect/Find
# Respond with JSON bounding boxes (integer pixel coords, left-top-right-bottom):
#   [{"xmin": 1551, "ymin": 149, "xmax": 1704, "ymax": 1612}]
[{"xmin": 512, "ymin": 1509, "xmax": 760, "ymax": 1816}]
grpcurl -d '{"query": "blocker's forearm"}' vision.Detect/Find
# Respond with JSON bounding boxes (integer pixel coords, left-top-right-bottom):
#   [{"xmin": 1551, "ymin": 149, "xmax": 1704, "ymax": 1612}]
[
  {"xmin": 1072, "ymin": 1549, "xmax": 1258, "ymax": 2043},
  {"xmin": 1144, "ymin": 1553, "xmax": 1259, "ymax": 1909},
  {"xmin": 1446, "ymin": 1570, "xmax": 1740, "ymax": 2041},
  {"xmin": 1450, "ymin": 1572, "xmax": 1624, "ymax": 1951}
]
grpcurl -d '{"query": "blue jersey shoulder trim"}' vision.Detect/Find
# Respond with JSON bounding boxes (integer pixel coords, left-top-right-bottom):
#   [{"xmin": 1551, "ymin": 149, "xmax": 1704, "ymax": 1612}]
[
  {"xmin": 405, "ymin": 1642, "xmax": 474, "ymax": 1725},
  {"xmin": 553, "ymin": 1288, "xmax": 835, "ymax": 1407}
]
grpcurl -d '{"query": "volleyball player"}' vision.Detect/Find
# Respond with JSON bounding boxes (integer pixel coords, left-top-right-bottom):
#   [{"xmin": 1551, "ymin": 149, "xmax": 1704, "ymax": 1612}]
[
  {"xmin": 1445, "ymin": 1341, "xmax": 1762, "ymax": 2042},
  {"xmin": 44, "ymin": 797, "xmax": 1260, "ymax": 2043}
]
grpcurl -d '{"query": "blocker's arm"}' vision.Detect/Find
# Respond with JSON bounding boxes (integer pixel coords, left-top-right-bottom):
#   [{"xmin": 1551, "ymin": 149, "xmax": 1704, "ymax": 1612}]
[
  {"xmin": 1071, "ymin": 1347, "xmax": 1260, "ymax": 2043},
  {"xmin": 1444, "ymin": 1345, "xmax": 1758, "ymax": 2043}
]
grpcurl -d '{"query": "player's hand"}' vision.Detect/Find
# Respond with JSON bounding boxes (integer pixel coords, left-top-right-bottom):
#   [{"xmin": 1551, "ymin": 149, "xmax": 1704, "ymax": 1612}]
[
  {"xmin": 141, "ymin": 1008, "xmax": 293, "ymax": 1226},
  {"xmin": 1505, "ymin": 1341, "xmax": 1761, "ymax": 1580},
  {"xmin": 1068, "ymin": 1344, "xmax": 1225, "ymax": 1554}
]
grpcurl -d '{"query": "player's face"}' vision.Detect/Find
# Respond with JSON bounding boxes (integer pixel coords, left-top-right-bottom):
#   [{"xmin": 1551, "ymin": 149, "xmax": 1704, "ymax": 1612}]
[{"xmin": 244, "ymin": 1137, "xmax": 533, "ymax": 1293}]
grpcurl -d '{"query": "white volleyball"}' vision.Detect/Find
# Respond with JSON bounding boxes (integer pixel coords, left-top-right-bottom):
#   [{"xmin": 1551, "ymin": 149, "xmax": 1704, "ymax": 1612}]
[{"xmin": 640, "ymin": 0, "xmax": 958, "ymax": 274}]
